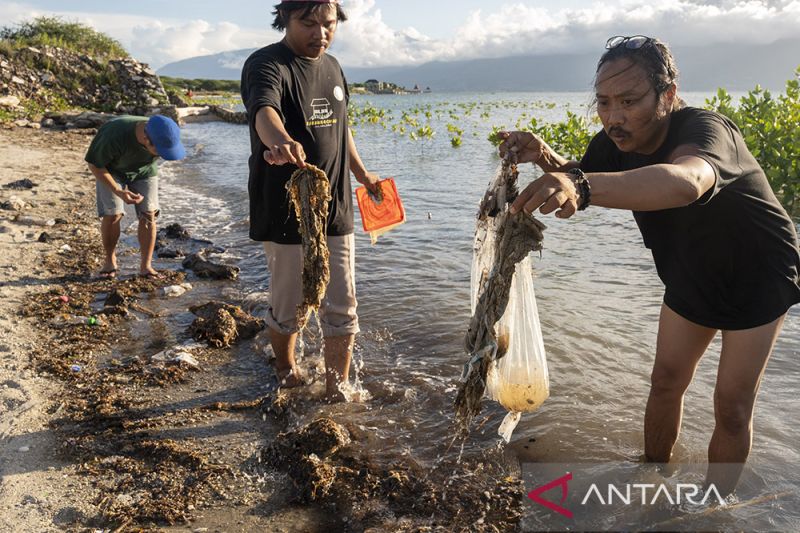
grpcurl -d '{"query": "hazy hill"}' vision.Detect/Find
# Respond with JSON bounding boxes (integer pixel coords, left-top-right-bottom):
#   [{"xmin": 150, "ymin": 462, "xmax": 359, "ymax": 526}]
[{"xmin": 157, "ymin": 39, "xmax": 800, "ymax": 92}]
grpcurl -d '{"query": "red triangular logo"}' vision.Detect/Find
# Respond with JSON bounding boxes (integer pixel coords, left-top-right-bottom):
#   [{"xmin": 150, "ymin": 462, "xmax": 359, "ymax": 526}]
[{"xmin": 527, "ymin": 472, "xmax": 573, "ymax": 518}]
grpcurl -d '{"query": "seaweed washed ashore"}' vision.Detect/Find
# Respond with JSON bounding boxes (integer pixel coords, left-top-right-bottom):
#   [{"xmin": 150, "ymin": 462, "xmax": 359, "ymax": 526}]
[{"xmin": 1, "ymin": 127, "xmax": 528, "ymax": 532}]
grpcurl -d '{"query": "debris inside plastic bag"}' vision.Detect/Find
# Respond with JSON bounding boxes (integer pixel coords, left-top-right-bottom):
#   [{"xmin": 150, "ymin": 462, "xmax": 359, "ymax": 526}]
[{"xmin": 455, "ymin": 154, "xmax": 549, "ymax": 441}]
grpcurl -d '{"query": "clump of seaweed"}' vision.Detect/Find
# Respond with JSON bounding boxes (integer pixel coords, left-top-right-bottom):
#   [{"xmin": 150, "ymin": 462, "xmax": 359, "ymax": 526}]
[
  {"xmin": 286, "ymin": 164, "xmax": 331, "ymax": 330},
  {"xmin": 188, "ymin": 301, "xmax": 265, "ymax": 348},
  {"xmin": 261, "ymin": 418, "xmax": 525, "ymax": 531}
]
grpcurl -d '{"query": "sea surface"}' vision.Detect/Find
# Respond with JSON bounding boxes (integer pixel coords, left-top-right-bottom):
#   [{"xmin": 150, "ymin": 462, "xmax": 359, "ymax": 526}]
[{"xmin": 156, "ymin": 91, "xmax": 799, "ymax": 531}]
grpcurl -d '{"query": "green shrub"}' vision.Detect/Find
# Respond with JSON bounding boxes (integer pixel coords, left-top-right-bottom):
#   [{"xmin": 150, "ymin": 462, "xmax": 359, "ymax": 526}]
[
  {"xmin": 159, "ymin": 76, "xmax": 240, "ymax": 93},
  {"xmin": 705, "ymin": 67, "xmax": 800, "ymax": 214},
  {"xmin": 488, "ymin": 111, "xmax": 597, "ymax": 160},
  {"xmin": 488, "ymin": 68, "xmax": 800, "ymax": 213},
  {"xmin": 0, "ymin": 39, "xmax": 14, "ymax": 57},
  {"xmin": 0, "ymin": 17, "xmax": 128, "ymax": 59}
]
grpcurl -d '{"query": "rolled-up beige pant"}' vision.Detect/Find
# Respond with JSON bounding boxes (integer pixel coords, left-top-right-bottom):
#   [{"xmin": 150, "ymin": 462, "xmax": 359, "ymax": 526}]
[{"xmin": 262, "ymin": 234, "xmax": 359, "ymax": 337}]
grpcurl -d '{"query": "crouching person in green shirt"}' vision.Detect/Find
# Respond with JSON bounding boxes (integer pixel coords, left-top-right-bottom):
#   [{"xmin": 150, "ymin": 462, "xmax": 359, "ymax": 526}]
[{"xmin": 85, "ymin": 115, "xmax": 186, "ymax": 279}]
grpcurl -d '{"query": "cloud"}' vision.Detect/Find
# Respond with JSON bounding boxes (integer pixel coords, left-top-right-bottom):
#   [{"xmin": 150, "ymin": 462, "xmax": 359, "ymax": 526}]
[
  {"xmin": 2, "ymin": 1, "xmax": 799, "ymax": 69},
  {"xmin": 332, "ymin": 0, "xmax": 800, "ymax": 67},
  {"xmin": 0, "ymin": 3, "xmax": 275, "ymax": 68},
  {"xmin": 125, "ymin": 19, "xmax": 275, "ymax": 68}
]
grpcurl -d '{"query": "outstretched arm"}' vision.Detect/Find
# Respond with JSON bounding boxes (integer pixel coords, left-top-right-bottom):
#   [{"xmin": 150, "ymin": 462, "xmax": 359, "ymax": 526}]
[
  {"xmin": 498, "ymin": 131, "xmax": 577, "ymax": 173},
  {"xmin": 255, "ymin": 106, "xmax": 306, "ymax": 167},
  {"xmin": 510, "ymin": 149, "xmax": 716, "ymax": 218}
]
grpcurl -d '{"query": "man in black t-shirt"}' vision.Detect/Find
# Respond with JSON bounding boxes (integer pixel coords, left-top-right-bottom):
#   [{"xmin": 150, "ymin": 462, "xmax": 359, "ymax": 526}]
[
  {"xmin": 499, "ymin": 36, "xmax": 800, "ymax": 495},
  {"xmin": 241, "ymin": 0, "xmax": 379, "ymax": 401}
]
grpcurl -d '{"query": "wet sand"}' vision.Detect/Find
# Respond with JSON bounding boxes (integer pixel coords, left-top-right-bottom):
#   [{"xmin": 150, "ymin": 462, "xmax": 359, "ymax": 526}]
[
  {"xmin": 0, "ymin": 126, "xmax": 327, "ymax": 532},
  {"xmin": 0, "ymin": 126, "xmax": 523, "ymax": 532}
]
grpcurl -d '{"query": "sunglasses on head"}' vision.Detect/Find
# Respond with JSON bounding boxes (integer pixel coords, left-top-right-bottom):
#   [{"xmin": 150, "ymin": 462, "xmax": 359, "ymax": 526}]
[
  {"xmin": 606, "ymin": 35, "xmax": 654, "ymax": 50},
  {"xmin": 605, "ymin": 35, "xmax": 669, "ymax": 71}
]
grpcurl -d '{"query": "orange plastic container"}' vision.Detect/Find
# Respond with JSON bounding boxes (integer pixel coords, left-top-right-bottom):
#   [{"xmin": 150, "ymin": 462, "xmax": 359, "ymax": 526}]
[{"xmin": 355, "ymin": 178, "xmax": 405, "ymax": 243}]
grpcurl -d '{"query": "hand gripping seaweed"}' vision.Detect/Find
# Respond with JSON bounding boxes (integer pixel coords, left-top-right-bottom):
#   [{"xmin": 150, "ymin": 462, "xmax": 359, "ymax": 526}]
[
  {"xmin": 286, "ymin": 164, "xmax": 332, "ymax": 330},
  {"xmin": 455, "ymin": 155, "xmax": 550, "ymax": 442}
]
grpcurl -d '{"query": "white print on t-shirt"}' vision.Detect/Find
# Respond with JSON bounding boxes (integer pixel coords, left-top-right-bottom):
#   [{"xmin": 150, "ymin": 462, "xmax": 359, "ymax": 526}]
[
  {"xmin": 309, "ymin": 98, "xmax": 333, "ymax": 121},
  {"xmin": 333, "ymin": 86, "xmax": 344, "ymax": 101}
]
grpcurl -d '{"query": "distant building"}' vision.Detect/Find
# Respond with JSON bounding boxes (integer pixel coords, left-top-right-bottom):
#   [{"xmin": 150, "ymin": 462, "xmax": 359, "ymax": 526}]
[
  {"xmin": 358, "ymin": 79, "xmax": 429, "ymax": 95},
  {"xmin": 365, "ymin": 79, "xmax": 386, "ymax": 93}
]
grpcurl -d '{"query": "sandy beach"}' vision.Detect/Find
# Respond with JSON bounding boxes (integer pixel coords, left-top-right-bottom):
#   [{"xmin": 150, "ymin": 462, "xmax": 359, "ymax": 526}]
[
  {"xmin": 0, "ymin": 126, "xmax": 326, "ymax": 532},
  {"xmin": 0, "ymin": 126, "xmax": 98, "ymax": 531},
  {"xmin": 0, "ymin": 125, "xmax": 522, "ymax": 532}
]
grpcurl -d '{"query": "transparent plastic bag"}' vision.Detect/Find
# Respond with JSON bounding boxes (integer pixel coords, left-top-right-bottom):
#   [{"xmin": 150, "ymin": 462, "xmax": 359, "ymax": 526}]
[{"xmin": 470, "ymin": 199, "xmax": 549, "ymax": 442}]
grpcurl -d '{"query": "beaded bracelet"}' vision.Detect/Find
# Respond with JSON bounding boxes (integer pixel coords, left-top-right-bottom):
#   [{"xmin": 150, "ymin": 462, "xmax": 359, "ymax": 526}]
[{"xmin": 568, "ymin": 168, "xmax": 591, "ymax": 211}]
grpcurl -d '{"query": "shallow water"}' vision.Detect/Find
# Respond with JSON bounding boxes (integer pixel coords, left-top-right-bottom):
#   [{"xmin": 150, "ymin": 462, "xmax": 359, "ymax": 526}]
[{"xmin": 155, "ymin": 91, "xmax": 799, "ymax": 530}]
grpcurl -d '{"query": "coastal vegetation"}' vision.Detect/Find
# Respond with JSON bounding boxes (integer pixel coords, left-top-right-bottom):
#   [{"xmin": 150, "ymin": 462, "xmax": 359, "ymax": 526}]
[
  {"xmin": 1, "ymin": 18, "xmax": 170, "ymax": 120},
  {"xmin": 348, "ymin": 99, "xmax": 567, "ymax": 150},
  {"xmin": 159, "ymin": 76, "xmax": 242, "ymax": 106},
  {"xmin": 159, "ymin": 76, "xmax": 239, "ymax": 94},
  {"xmin": 347, "ymin": 69, "xmax": 800, "ymax": 213},
  {"xmin": 705, "ymin": 68, "xmax": 800, "ymax": 213},
  {"xmin": 1, "ymin": 18, "xmax": 797, "ymax": 211},
  {"xmin": 0, "ymin": 16, "xmax": 127, "ymax": 60}
]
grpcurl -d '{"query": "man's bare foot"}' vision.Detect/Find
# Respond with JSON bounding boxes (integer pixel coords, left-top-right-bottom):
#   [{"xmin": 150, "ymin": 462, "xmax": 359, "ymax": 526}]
[
  {"xmin": 324, "ymin": 388, "xmax": 347, "ymax": 403},
  {"xmin": 96, "ymin": 268, "xmax": 118, "ymax": 280},
  {"xmin": 138, "ymin": 267, "xmax": 164, "ymax": 279},
  {"xmin": 97, "ymin": 259, "xmax": 118, "ymax": 279},
  {"xmin": 276, "ymin": 367, "xmax": 305, "ymax": 388}
]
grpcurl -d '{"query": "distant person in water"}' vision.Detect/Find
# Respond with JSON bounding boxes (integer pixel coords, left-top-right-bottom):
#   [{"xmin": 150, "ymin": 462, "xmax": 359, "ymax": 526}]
[
  {"xmin": 85, "ymin": 114, "xmax": 186, "ymax": 279},
  {"xmin": 241, "ymin": 0, "xmax": 380, "ymax": 401},
  {"xmin": 500, "ymin": 35, "xmax": 800, "ymax": 495}
]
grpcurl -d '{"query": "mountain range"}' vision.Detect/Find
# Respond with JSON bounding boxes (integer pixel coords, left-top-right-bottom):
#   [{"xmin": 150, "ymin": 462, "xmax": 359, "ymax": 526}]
[{"xmin": 157, "ymin": 39, "xmax": 800, "ymax": 92}]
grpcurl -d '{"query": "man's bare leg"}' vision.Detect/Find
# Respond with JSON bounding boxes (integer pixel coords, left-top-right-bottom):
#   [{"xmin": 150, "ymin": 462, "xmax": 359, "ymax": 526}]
[
  {"xmin": 137, "ymin": 212, "xmax": 158, "ymax": 276},
  {"xmin": 100, "ymin": 214, "xmax": 122, "ymax": 274},
  {"xmin": 269, "ymin": 328, "xmax": 304, "ymax": 387},
  {"xmin": 707, "ymin": 314, "xmax": 785, "ymax": 495},
  {"xmin": 644, "ymin": 304, "xmax": 717, "ymax": 462},
  {"xmin": 323, "ymin": 334, "xmax": 354, "ymax": 402}
]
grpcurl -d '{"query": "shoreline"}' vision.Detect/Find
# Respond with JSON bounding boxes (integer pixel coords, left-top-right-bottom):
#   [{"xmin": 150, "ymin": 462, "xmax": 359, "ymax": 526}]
[
  {"xmin": 0, "ymin": 126, "xmax": 329, "ymax": 531},
  {"xmin": 0, "ymin": 125, "xmax": 523, "ymax": 532}
]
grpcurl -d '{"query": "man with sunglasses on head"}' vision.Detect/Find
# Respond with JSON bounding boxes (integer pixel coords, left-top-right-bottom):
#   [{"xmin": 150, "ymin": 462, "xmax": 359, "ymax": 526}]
[
  {"xmin": 86, "ymin": 114, "xmax": 185, "ymax": 280},
  {"xmin": 241, "ymin": 0, "xmax": 379, "ymax": 402},
  {"xmin": 500, "ymin": 35, "xmax": 800, "ymax": 495}
]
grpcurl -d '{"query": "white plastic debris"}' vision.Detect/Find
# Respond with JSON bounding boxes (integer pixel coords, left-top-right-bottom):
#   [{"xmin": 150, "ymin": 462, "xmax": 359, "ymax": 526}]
[
  {"xmin": 498, "ymin": 411, "xmax": 522, "ymax": 443},
  {"xmin": 161, "ymin": 282, "xmax": 193, "ymax": 297},
  {"xmin": 151, "ymin": 346, "xmax": 201, "ymax": 369},
  {"xmin": 173, "ymin": 352, "xmax": 200, "ymax": 369}
]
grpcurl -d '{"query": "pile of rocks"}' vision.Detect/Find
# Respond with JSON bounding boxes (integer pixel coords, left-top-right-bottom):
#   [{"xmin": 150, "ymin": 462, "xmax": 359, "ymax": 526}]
[{"xmin": 0, "ymin": 45, "xmax": 177, "ymax": 124}]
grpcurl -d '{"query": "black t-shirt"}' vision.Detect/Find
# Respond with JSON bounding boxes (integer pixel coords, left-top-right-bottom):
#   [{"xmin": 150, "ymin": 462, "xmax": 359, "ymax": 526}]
[
  {"xmin": 241, "ymin": 41, "xmax": 352, "ymax": 244},
  {"xmin": 580, "ymin": 106, "xmax": 800, "ymax": 329}
]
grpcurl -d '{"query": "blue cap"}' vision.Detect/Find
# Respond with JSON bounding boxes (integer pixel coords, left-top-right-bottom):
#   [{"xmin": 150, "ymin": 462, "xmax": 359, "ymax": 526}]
[{"xmin": 145, "ymin": 115, "xmax": 186, "ymax": 161}]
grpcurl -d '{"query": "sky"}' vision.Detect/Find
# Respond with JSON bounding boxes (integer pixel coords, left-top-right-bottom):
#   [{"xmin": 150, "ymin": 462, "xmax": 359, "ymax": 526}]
[{"xmin": 1, "ymin": 0, "xmax": 799, "ymax": 69}]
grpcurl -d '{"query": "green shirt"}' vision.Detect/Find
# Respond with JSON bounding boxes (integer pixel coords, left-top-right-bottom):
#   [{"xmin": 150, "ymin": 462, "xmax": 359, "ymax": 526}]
[{"xmin": 84, "ymin": 116, "xmax": 158, "ymax": 181}]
